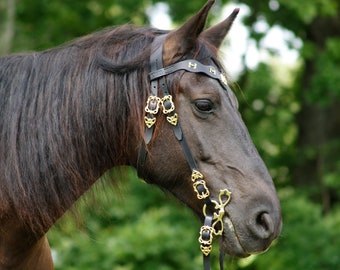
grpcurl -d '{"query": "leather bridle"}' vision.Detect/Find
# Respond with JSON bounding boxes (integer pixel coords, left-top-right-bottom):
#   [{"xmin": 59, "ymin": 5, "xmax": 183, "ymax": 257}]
[{"xmin": 137, "ymin": 36, "xmax": 232, "ymax": 270}]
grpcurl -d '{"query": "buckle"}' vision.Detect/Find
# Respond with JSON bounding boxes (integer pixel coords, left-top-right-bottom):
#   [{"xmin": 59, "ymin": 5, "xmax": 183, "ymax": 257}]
[
  {"xmin": 160, "ymin": 95, "xmax": 175, "ymax": 114},
  {"xmin": 145, "ymin": 96, "xmax": 161, "ymax": 115},
  {"xmin": 193, "ymin": 180, "xmax": 210, "ymax": 200},
  {"xmin": 199, "ymin": 225, "xmax": 214, "ymax": 256}
]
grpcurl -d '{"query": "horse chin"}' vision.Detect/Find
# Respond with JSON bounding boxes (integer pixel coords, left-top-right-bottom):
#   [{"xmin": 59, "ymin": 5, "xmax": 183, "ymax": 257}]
[{"xmin": 219, "ymin": 216, "xmax": 250, "ymax": 258}]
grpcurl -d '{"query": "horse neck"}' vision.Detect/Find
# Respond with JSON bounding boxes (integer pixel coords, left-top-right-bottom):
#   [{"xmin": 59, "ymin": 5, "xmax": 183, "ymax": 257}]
[{"xmin": 37, "ymin": 53, "xmax": 144, "ymax": 211}]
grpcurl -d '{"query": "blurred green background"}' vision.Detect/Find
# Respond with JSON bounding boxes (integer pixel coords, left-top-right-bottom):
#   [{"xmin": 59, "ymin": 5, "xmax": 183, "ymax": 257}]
[{"xmin": 1, "ymin": 0, "xmax": 340, "ymax": 269}]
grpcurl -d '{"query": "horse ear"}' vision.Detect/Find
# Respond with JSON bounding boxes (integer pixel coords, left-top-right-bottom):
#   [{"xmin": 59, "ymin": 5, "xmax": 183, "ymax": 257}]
[
  {"xmin": 163, "ymin": 0, "xmax": 215, "ymax": 64},
  {"xmin": 201, "ymin": 8, "xmax": 240, "ymax": 48}
]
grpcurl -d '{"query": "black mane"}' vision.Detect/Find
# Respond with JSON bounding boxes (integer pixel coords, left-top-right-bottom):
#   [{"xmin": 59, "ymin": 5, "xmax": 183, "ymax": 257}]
[{"xmin": 0, "ymin": 25, "xmax": 164, "ymax": 235}]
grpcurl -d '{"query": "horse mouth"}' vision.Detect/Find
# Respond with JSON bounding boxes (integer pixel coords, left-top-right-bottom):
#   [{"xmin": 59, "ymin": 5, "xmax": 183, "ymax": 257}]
[{"xmin": 219, "ymin": 216, "xmax": 250, "ymax": 258}]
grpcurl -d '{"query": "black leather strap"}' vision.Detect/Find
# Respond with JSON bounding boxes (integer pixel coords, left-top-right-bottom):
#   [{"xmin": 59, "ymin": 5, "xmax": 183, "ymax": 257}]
[
  {"xmin": 137, "ymin": 36, "xmax": 165, "ymax": 179},
  {"xmin": 202, "ymin": 215, "xmax": 213, "ymax": 270},
  {"xmin": 136, "ymin": 143, "xmax": 148, "ymax": 179},
  {"xmin": 149, "ymin": 59, "xmax": 229, "ymax": 90},
  {"xmin": 219, "ymin": 252, "xmax": 225, "ymax": 270}
]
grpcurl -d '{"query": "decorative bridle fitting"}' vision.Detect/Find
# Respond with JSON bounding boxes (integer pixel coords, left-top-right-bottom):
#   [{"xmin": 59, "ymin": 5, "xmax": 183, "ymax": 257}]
[{"xmin": 137, "ymin": 36, "xmax": 232, "ymax": 270}]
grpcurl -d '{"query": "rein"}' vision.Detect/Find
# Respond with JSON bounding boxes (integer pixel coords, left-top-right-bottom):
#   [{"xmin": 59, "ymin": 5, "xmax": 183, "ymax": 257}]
[{"xmin": 137, "ymin": 36, "xmax": 232, "ymax": 270}]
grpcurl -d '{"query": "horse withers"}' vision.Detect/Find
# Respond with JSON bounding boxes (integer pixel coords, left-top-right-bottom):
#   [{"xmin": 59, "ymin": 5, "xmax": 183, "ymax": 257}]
[{"xmin": 0, "ymin": 0, "xmax": 281, "ymax": 269}]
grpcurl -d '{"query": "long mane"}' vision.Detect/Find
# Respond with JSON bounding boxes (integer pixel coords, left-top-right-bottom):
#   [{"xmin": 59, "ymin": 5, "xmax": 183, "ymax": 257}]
[{"xmin": 0, "ymin": 25, "xmax": 166, "ymax": 235}]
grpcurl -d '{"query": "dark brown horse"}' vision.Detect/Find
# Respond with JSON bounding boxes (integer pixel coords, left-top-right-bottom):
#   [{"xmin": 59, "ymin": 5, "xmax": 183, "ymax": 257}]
[{"xmin": 0, "ymin": 1, "xmax": 281, "ymax": 269}]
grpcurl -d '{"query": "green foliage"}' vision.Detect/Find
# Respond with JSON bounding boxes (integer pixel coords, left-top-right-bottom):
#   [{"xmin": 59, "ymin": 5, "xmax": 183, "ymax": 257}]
[
  {"xmin": 13, "ymin": 0, "xmax": 150, "ymax": 51},
  {"xmin": 278, "ymin": 0, "xmax": 338, "ymax": 24}
]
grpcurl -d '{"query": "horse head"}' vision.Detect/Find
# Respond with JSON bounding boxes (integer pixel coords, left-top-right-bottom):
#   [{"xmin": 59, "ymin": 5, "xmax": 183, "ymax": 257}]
[{"xmin": 136, "ymin": 0, "xmax": 282, "ymax": 259}]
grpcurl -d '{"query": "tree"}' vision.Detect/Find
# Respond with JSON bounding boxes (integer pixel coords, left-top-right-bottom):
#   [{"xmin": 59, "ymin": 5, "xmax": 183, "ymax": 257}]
[{"xmin": 0, "ymin": 0, "xmax": 16, "ymax": 54}]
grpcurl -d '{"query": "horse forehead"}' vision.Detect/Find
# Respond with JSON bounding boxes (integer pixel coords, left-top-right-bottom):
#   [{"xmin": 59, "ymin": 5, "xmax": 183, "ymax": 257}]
[{"xmin": 178, "ymin": 72, "xmax": 223, "ymax": 97}]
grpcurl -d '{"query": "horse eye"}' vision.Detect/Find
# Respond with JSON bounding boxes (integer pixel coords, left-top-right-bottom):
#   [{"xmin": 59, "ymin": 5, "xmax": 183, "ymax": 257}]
[{"xmin": 195, "ymin": 99, "xmax": 213, "ymax": 113}]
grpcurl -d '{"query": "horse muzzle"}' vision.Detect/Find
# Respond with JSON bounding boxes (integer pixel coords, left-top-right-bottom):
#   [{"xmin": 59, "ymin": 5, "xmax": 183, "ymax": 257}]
[{"xmin": 220, "ymin": 199, "xmax": 282, "ymax": 257}]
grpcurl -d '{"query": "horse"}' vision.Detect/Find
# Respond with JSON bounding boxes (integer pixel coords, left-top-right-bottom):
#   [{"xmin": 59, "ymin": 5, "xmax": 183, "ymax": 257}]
[{"xmin": 0, "ymin": 0, "xmax": 282, "ymax": 269}]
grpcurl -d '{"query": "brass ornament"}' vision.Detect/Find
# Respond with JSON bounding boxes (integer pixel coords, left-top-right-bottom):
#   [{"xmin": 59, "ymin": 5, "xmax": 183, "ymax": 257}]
[
  {"xmin": 199, "ymin": 225, "xmax": 214, "ymax": 256},
  {"xmin": 166, "ymin": 113, "xmax": 178, "ymax": 126},
  {"xmin": 144, "ymin": 116, "xmax": 156, "ymax": 128}
]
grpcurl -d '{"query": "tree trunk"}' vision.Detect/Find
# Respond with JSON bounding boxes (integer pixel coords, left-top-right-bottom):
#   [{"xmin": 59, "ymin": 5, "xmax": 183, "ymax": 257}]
[{"xmin": 0, "ymin": 0, "xmax": 16, "ymax": 54}]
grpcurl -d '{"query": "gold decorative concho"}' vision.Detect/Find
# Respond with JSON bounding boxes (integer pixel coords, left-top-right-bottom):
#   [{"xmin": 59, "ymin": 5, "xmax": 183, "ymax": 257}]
[
  {"xmin": 144, "ymin": 94, "xmax": 178, "ymax": 127},
  {"xmin": 160, "ymin": 95, "xmax": 178, "ymax": 126},
  {"xmin": 144, "ymin": 96, "xmax": 161, "ymax": 128}
]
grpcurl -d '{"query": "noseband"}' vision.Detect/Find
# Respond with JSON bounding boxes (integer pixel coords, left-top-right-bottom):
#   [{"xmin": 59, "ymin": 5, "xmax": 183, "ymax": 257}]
[{"xmin": 137, "ymin": 36, "xmax": 232, "ymax": 270}]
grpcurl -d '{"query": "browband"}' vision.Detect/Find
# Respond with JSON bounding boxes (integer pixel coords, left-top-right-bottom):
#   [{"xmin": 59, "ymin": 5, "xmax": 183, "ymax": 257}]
[{"xmin": 149, "ymin": 59, "xmax": 229, "ymax": 90}]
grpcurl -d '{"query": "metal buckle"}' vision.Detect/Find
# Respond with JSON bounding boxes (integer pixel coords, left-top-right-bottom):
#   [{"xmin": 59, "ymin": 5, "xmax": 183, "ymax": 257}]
[
  {"xmin": 160, "ymin": 95, "xmax": 175, "ymax": 114},
  {"xmin": 145, "ymin": 96, "xmax": 161, "ymax": 114},
  {"xmin": 193, "ymin": 180, "xmax": 210, "ymax": 200},
  {"xmin": 191, "ymin": 170, "xmax": 210, "ymax": 200},
  {"xmin": 199, "ymin": 225, "xmax": 214, "ymax": 256}
]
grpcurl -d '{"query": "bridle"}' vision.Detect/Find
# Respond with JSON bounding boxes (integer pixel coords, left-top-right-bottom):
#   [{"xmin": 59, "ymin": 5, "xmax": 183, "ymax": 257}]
[{"xmin": 137, "ymin": 36, "xmax": 232, "ymax": 270}]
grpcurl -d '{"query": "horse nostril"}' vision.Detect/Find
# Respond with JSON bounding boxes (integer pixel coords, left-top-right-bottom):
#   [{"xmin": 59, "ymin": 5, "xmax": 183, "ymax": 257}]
[{"xmin": 253, "ymin": 212, "xmax": 275, "ymax": 239}]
